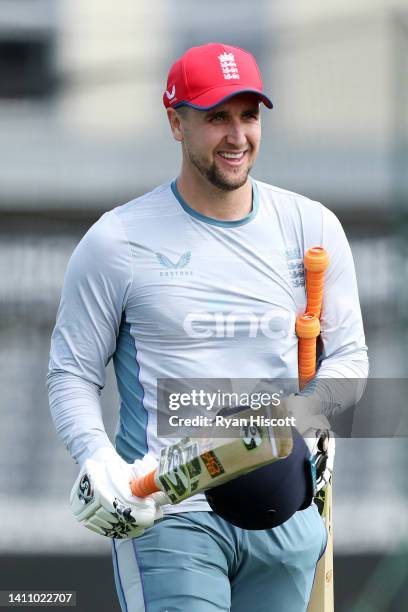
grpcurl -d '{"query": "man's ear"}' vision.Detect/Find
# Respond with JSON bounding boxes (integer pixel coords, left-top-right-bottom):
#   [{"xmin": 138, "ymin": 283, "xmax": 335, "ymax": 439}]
[{"xmin": 167, "ymin": 108, "xmax": 184, "ymax": 142}]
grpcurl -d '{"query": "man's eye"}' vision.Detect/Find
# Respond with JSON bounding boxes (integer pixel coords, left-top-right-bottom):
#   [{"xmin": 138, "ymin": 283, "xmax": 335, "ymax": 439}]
[{"xmin": 210, "ymin": 115, "xmax": 224, "ymax": 122}]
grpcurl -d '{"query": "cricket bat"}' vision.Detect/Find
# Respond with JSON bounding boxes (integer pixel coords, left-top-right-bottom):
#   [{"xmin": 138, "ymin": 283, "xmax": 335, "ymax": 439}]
[
  {"xmin": 307, "ymin": 480, "xmax": 334, "ymax": 611},
  {"xmin": 296, "ymin": 247, "xmax": 334, "ymax": 612},
  {"xmin": 130, "ymin": 405, "xmax": 293, "ymax": 504}
]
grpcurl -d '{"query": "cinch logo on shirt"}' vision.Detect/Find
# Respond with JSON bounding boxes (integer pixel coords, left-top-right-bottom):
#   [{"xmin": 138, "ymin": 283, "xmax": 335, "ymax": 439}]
[
  {"xmin": 183, "ymin": 309, "xmax": 294, "ymax": 339},
  {"xmin": 156, "ymin": 251, "xmax": 193, "ymax": 277}
]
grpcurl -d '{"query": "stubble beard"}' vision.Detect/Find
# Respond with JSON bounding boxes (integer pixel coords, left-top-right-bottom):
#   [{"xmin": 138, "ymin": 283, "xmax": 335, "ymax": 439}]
[{"xmin": 186, "ymin": 146, "xmax": 253, "ymax": 192}]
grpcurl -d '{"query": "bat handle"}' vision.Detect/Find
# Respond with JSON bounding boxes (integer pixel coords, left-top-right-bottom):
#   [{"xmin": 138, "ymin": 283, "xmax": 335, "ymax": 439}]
[
  {"xmin": 304, "ymin": 247, "xmax": 329, "ymax": 319},
  {"xmin": 296, "ymin": 313, "xmax": 320, "ymax": 391},
  {"xmin": 304, "ymin": 247, "xmax": 329, "ymax": 274},
  {"xmin": 130, "ymin": 469, "xmax": 160, "ymax": 497}
]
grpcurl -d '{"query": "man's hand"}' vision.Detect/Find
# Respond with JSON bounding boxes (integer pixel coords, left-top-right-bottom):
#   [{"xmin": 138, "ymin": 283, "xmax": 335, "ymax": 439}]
[
  {"xmin": 281, "ymin": 394, "xmax": 331, "ymax": 437},
  {"xmin": 281, "ymin": 395, "xmax": 335, "ymax": 494},
  {"xmin": 70, "ymin": 448, "xmax": 164, "ymax": 539},
  {"xmin": 303, "ymin": 428, "xmax": 335, "ymax": 494}
]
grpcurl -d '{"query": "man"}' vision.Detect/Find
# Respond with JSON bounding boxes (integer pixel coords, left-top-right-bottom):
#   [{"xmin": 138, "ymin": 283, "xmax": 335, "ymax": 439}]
[{"xmin": 48, "ymin": 43, "xmax": 368, "ymax": 611}]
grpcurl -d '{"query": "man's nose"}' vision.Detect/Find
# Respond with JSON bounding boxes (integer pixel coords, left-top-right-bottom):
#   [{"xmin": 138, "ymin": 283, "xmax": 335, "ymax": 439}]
[{"xmin": 225, "ymin": 120, "xmax": 247, "ymax": 147}]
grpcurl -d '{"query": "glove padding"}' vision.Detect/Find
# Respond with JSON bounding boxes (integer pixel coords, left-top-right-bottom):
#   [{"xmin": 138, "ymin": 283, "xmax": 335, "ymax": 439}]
[
  {"xmin": 70, "ymin": 448, "xmax": 164, "ymax": 539},
  {"xmin": 281, "ymin": 395, "xmax": 335, "ymax": 493},
  {"xmin": 303, "ymin": 428, "xmax": 335, "ymax": 493}
]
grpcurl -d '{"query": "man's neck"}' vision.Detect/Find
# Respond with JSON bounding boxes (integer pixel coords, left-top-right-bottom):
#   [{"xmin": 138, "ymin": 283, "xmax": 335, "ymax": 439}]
[{"xmin": 176, "ymin": 172, "xmax": 253, "ymax": 221}]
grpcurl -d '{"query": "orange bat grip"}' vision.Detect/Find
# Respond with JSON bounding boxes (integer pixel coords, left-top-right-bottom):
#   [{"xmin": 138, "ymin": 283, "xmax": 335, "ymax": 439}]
[
  {"xmin": 304, "ymin": 247, "xmax": 329, "ymax": 319},
  {"xmin": 296, "ymin": 247, "xmax": 329, "ymax": 390},
  {"xmin": 130, "ymin": 469, "xmax": 160, "ymax": 497},
  {"xmin": 296, "ymin": 313, "xmax": 321, "ymax": 390}
]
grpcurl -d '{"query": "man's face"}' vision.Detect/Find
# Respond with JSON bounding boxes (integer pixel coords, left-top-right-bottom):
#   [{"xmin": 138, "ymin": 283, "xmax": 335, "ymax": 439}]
[{"xmin": 176, "ymin": 94, "xmax": 261, "ymax": 192}]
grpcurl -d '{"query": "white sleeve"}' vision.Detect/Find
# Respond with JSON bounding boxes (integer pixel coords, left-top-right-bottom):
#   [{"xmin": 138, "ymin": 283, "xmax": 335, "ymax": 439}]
[
  {"xmin": 47, "ymin": 210, "xmax": 133, "ymax": 466},
  {"xmin": 300, "ymin": 207, "xmax": 369, "ymax": 416}
]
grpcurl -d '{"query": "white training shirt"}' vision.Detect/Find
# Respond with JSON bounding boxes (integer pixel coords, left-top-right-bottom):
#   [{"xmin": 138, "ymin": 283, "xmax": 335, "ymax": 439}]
[{"xmin": 47, "ymin": 178, "xmax": 368, "ymax": 513}]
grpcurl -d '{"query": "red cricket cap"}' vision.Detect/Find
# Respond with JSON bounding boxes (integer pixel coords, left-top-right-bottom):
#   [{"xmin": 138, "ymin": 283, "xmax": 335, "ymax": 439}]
[{"xmin": 163, "ymin": 43, "xmax": 273, "ymax": 110}]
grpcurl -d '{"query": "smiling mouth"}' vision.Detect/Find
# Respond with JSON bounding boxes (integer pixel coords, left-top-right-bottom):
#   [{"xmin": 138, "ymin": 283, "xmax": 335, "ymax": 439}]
[{"xmin": 217, "ymin": 151, "xmax": 247, "ymax": 166}]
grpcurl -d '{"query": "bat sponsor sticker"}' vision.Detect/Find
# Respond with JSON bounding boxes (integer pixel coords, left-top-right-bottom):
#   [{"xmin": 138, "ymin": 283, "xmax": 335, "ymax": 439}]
[
  {"xmin": 241, "ymin": 424, "xmax": 263, "ymax": 450},
  {"xmin": 201, "ymin": 450, "xmax": 225, "ymax": 478},
  {"xmin": 157, "ymin": 438, "xmax": 202, "ymax": 502}
]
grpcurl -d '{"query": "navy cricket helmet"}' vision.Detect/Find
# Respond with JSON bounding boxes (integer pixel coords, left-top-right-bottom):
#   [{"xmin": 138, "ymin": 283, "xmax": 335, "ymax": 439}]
[{"xmin": 205, "ymin": 427, "xmax": 314, "ymax": 530}]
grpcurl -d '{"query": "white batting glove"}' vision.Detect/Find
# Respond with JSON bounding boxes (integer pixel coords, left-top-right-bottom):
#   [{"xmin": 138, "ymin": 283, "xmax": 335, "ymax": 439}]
[
  {"xmin": 281, "ymin": 395, "xmax": 335, "ymax": 493},
  {"xmin": 303, "ymin": 428, "xmax": 335, "ymax": 493},
  {"xmin": 281, "ymin": 394, "xmax": 331, "ymax": 437},
  {"xmin": 70, "ymin": 447, "xmax": 163, "ymax": 539}
]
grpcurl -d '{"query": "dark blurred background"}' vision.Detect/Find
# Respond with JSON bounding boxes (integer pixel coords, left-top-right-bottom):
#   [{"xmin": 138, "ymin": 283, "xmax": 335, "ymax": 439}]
[{"xmin": 0, "ymin": 1, "xmax": 407, "ymax": 610}]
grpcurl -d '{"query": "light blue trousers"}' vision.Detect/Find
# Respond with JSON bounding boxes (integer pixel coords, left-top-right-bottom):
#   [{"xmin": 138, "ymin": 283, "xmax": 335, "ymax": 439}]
[{"xmin": 112, "ymin": 506, "xmax": 326, "ymax": 612}]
